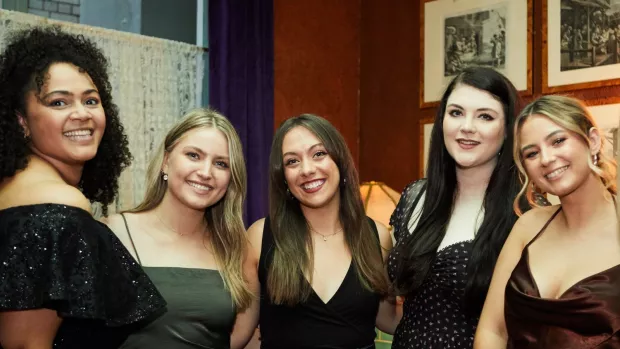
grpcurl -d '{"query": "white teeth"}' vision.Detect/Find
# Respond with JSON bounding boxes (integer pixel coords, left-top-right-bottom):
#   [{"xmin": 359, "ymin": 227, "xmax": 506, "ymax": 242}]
[
  {"xmin": 188, "ymin": 182, "xmax": 211, "ymax": 190},
  {"xmin": 64, "ymin": 130, "xmax": 92, "ymax": 137},
  {"xmin": 545, "ymin": 166, "xmax": 568, "ymax": 179},
  {"xmin": 303, "ymin": 180, "xmax": 324, "ymax": 190},
  {"xmin": 458, "ymin": 140, "xmax": 479, "ymax": 145}
]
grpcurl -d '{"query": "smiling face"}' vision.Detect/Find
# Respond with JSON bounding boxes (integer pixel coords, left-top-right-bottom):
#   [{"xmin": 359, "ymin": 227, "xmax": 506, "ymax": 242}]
[
  {"xmin": 162, "ymin": 127, "xmax": 231, "ymax": 211},
  {"xmin": 19, "ymin": 62, "xmax": 106, "ymax": 166},
  {"xmin": 442, "ymin": 83, "xmax": 506, "ymax": 170},
  {"xmin": 519, "ymin": 114, "xmax": 598, "ymax": 198},
  {"xmin": 281, "ymin": 126, "xmax": 340, "ymax": 210}
]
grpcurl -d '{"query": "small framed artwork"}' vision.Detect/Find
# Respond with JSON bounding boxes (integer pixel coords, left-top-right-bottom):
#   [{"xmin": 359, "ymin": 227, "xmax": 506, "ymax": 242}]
[
  {"xmin": 543, "ymin": 0, "xmax": 620, "ymax": 94},
  {"xmin": 420, "ymin": 0, "xmax": 532, "ymax": 108}
]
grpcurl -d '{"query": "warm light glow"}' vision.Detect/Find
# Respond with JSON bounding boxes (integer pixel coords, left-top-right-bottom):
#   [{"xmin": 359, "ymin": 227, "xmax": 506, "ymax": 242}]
[{"xmin": 360, "ymin": 181, "xmax": 401, "ymax": 228}]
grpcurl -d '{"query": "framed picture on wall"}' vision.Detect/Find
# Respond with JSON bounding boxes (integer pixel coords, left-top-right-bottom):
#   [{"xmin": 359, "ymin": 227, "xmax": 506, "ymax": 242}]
[
  {"xmin": 543, "ymin": 0, "xmax": 620, "ymax": 94},
  {"xmin": 420, "ymin": 0, "xmax": 533, "ymax": 108}
]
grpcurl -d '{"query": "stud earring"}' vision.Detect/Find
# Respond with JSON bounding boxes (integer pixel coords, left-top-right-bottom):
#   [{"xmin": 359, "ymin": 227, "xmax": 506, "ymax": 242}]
[{"xmin": 162, "ymin": 173, "xmax": 168, "ymax": 181}]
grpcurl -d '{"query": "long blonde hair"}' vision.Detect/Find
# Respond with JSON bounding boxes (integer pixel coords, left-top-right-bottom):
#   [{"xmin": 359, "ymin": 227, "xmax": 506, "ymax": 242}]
[
  {"xmin": 128, "ymin": 107, "xmax": 252, "ymax": 310},
  {"xmin": 513, "ymin": 95, "xmax": 617, "ymax": 214}
]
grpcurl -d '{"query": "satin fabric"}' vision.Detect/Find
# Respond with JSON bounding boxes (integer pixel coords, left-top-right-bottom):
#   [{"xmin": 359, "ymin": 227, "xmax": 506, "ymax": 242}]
[{"xmin": 505, "ymin": 208, "xmax": 620, "ymax": 348}]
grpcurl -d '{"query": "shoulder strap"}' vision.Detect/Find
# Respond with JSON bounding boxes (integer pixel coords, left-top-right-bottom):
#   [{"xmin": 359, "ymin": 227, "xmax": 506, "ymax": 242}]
[
  {"xmin": 120, "ymin": 213, "xmax": 143, "ymax": 265},
  {"xmin": 524, "ymin": 207, "xmax": 562, "ymax": 249}
]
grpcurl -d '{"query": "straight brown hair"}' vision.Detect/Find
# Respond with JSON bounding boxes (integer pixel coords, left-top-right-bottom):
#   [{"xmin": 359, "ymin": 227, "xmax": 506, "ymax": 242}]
[{"xmin": 266, "ymin": 114, "xmax": 388, "ymax": 305}]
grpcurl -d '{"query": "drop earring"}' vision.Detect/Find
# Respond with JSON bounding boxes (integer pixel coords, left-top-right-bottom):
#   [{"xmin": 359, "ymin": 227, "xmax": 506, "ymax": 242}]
[{"xmin": 593, "ymin": 153, "xmax": 599, "ymax": 166}]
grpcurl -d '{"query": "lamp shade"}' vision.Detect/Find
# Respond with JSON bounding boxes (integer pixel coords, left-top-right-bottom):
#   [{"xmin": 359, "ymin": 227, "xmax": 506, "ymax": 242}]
[{"xmin": 360, "ymin": 181, "xmax": 401, "ymax": 231}]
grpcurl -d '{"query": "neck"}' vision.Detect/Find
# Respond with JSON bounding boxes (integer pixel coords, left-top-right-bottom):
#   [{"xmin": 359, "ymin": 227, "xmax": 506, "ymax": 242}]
[
  {"xmin": 559, "ymin": 174, "xmax": 616, "ymax": 231},
  {"xmin": 30, "ymin": 153, "xmax": 84, "ymax": 186},
  {"xmin": 300, "ymin": 192, "xmax": 342, "ymax": 235},
  {"xmin": 154, "ymin": 192, "xmax": 207, "ymax": 236},
  {"xmin": 455, "ymin": 158, "xmax": 496, "ymax": 200}
]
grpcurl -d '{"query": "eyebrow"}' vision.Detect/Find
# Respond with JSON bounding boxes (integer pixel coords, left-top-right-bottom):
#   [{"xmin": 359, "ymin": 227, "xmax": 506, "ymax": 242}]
[
  {"xmin": 520, "ymin": 130, "xmax": 564, "ymax": 153},
  {"xmin": 282, "ymin": 143, "xmax": 324, "ymax": 158},
  {"xmin": 41, "ymin": 89, "xmax": 99, "ymax": 99},
  {"xmin": 183, "ymin": 145, "xmax": 229, "ymax": 159},
  {"xmin": 446, "ymin": 103, "xmax": 498, "ymax": 113}
]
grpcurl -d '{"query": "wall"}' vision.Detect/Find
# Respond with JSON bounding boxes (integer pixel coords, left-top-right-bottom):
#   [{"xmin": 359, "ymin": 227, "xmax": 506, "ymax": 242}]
[
  {"xmin": 273, "ymin": 0, "xmax": 423, "ymax": 192},
  {"xmin": 23, "ymin": 0, "xmax": 80, "ymax": 23},
  {"xmin": 359, "ymin": 1, "xmax": 421, "ymax": 191},
  {"xmin": 273, "ymin": 0, "xmax": 361, "ymax": 165}
]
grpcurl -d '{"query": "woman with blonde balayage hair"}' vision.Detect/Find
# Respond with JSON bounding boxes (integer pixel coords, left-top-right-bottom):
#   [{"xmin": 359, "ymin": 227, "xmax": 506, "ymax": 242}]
[
  {"xmin": 475, "ymin": 95, "xmax": 618, "ymax": 348},
  {"xmin": 104, "ymin": 108, "xmax": 258, "ymax": 349}
]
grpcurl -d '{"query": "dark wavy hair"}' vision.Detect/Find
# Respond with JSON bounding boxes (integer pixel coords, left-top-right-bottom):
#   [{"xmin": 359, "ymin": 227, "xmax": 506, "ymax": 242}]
[
  {"xmin": 393, "ymin": 66, "xmax": 523, "ymax": 313},
  {"xmin": 267, "ymin": 114, "xmax": 388, "ymax": 305},
  {"xmin": 0, "ymin": 26, "xmax": 131, "ymax": 214}
]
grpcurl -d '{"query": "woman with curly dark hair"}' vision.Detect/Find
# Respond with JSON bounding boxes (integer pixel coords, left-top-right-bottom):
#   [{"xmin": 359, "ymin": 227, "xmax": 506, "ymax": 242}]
[{"xmin": 0, "ymin": 27, "xmax": 166, "ymax": 349}]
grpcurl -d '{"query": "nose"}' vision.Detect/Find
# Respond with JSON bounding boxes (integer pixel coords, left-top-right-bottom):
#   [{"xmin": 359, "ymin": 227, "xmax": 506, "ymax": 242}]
[
  {"xmin": 540, "ymin": 147, "xmax": 555, "ymax": 167},
  {"xmin": 300, "ymin": 159, "xmax": 316, "ymax": 177},
  {"xmin": 70, "ymin": 103, "xmax": 92, "ymax": 120},
  {"xmin": 460, "ymin": 114, "xmax": 476, "ymax": 134},
  {"xmin": 197, "ymin": 162, "xmax": 213, "ymax": 179}
]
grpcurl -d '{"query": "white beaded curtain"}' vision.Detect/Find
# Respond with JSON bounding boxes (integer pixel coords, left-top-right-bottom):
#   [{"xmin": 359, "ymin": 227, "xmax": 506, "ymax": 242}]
[{"xmin": 0, "ymin": 10, "xmax": 204, "ymax": 215}]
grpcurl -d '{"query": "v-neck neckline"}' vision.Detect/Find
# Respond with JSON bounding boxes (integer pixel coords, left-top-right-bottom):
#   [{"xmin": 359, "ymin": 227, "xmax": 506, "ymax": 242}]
[{"xmin": 306, "ymin": 262, "xmax": 353, "ymax": 305}]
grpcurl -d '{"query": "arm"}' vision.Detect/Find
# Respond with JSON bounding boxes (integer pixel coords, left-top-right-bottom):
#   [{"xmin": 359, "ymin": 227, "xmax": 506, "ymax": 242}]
[
  {"xmin": 473, "ymin": 211, "xmax": 539, "ymax": 349},
  {"xmin": 374, "ymin": 220, "xmax": 401, "ymax": 335},
  {"xmin": 0, "ymin": 309, "xmax": 61, "ymax": 349},
  {"xmin": 230, "ymin": 219, "xmax": 265, "ymax": 349}
]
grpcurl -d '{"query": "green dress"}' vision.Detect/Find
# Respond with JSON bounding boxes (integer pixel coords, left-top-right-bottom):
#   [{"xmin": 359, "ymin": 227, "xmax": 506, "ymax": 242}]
[{"xmin": 119, "ymin": 214, "xmax": 236, "ymax": 349}]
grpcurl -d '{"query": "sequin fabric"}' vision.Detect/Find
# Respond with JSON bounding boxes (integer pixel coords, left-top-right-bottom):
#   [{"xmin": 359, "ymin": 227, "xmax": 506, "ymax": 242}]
[
  {"xmin": 388, "ymin": 180, "xmax": 478, "ymax": 349},
  {"xmin": 0, "ymin": 204, "xmax": 167, "ymax": 348}
]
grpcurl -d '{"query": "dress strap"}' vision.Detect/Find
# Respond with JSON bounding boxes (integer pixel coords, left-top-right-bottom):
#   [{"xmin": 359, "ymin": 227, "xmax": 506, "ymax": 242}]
[
  {"xmin": 524, "ymin": 206, "xmax": 562, "ymax": 249},
  {"xmin": 120, "ymin": 213, "xmax": 143, "ymax": 265}
]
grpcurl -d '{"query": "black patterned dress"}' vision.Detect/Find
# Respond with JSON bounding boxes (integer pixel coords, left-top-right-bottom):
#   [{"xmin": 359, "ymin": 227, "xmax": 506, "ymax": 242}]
[{"xmin": 387, "ymin": 180, "xmax": 478, "ymax": 349}]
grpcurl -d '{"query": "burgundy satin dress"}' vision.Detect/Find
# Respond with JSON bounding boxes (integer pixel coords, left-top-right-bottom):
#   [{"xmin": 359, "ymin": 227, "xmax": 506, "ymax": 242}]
[{"xmin": 504, "ymin": 208, "xmax": 620, "ymax": 348}]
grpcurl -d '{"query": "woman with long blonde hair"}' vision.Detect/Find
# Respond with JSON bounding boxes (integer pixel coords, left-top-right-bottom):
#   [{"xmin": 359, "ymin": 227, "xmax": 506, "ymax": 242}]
[
  {"xmin": 475, "ymin": 95, "xmax": 618, "ymax": 348},
  {"xmin": 104, "ymin": 108, "xmax": 258, "ymax": 349}
]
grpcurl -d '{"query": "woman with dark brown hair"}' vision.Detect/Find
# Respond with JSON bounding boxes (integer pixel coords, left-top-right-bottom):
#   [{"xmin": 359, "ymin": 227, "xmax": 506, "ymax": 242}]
[{"xmin": 246, "ymin": 114, "xmax": 398, "ymax": 349}]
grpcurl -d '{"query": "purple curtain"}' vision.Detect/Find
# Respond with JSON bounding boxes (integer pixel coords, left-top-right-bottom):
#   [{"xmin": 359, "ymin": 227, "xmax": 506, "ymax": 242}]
[{"xmin": 209, "ymin": 0, "xmax": 274, "ymax": 226}]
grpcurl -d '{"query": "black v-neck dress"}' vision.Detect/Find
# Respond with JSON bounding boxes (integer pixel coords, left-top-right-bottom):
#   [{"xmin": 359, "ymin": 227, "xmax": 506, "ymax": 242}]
[{"xmin": 258, "ymin": 217, "xmax": 381, "ymax": 349}]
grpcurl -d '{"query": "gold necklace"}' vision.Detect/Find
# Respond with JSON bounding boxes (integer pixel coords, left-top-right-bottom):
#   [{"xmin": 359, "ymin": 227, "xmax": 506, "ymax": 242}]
[
  {"xmin": 155, "ymin": 212, "xmax": 206, "ymax": 237},
  {"xmin": 155, "ymin": 212, "xmax": 186, "ymax": 236},
  {"xmin": 309, "ymin": 226, "xmax": 343, "ymax": 241}
]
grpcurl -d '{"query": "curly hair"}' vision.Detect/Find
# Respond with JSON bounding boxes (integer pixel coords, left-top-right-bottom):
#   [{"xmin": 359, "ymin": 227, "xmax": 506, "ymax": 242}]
[{"xmin": 0, "ymin": 26, "xmax": 131, "ymax": 214}]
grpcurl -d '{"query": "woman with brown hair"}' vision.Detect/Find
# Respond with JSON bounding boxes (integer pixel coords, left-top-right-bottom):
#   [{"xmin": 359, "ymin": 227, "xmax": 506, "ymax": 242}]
[{"xmin": 246, "ymin": 114, "xmax": 397, "ymax": 349}]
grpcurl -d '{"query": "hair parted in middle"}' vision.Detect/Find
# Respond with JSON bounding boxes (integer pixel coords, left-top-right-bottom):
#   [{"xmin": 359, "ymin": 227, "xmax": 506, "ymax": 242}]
[
  {"xmin": 128, "ymin": 107, "xmax": 252, "ymax": 310},
  {"xmin": 267, "ymin": 114, "xmax": 388, "ymax": 306}
]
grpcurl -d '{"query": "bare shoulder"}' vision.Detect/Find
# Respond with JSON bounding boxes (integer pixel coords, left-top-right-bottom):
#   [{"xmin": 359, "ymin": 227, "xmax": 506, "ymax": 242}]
[
  {"xmin": 512, "ymin": 204, "xmax": 561, "ymax": 246},
  {"xmin": 247, "ymin": 218, "xmax": 265, "ymax": 244},
  {"xmin": 247, "ymin": 218, "xmax": 265, "ymax": 263},
  {"xmin": 372, "ymin": 219, "xmax": 392, "ymax": 248},
  {"xmin": 100, "ymin": 212, "xmax": 138, "ymax": 259},
  {"xmin": 1, "ymin": 181, "xmax": 92, "ymax": 213}
]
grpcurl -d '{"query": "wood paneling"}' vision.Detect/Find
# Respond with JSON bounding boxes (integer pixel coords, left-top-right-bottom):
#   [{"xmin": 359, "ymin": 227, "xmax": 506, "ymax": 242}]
[
  {"xmin": 273, "ymin": 0, "xmax": 361, "ymax": 164},
  {"xmin": 359, "ymin": 1, "xmax": 421, "ymax": 191}
]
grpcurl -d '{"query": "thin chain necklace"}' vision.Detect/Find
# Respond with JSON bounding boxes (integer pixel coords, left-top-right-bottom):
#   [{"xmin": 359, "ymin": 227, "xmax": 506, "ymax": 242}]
[
  {"xmin": 309, "ymin": 225, "xmax": 343, "ymax": 241},
  {"xmin": 154, "ymin": 211, "xmax": 204, "ymax": 237}
]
